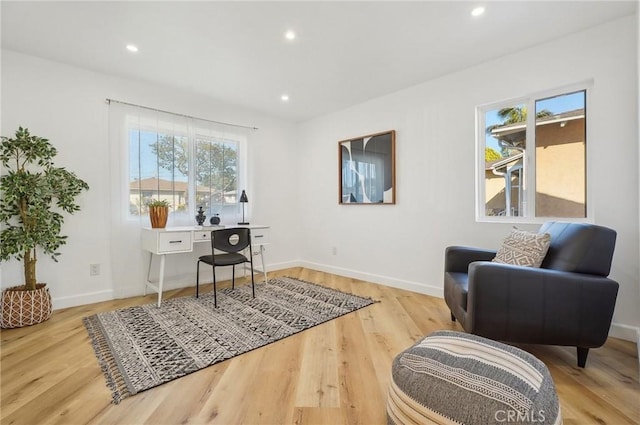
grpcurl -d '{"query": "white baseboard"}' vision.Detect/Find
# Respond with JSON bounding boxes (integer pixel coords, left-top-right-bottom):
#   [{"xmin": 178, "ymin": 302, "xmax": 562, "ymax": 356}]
[
  {"xmin": 49, "ymin": 262, "xmax": 640, "ymax": 347},
  {"xmin": 637, "ymin": 329, "xmax": 640, "ymax": 377},
  {"xmin": 300, "ymin": 262, "xmax": 639, "ymax": 344},
  {"xmin": 52, "ymin": 289, "xmax": 114, "ymax": 310},
  {"xmin": 265, "ymin": 260, "xmax": 304, "ymax": 272},
  {"xmin": 609, "ymin": 322, "xmax": 640, "ymax": 343},
  {"xmin": 113, "ymin": 260, "xmax": 306, "ymax": 300},
  {"xmin": 298, "ymin": 261, "xmax": 443, "ymax": 298},
  {"xmin": 157, "ymin": 260, "xmax": 303, "ymax": 290}
]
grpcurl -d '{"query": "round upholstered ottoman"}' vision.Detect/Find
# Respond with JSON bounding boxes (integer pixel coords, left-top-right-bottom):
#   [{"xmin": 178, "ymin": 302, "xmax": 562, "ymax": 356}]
[{"xmin": 387, "ymin": 331, "xmax": 561, "ymax": 425}]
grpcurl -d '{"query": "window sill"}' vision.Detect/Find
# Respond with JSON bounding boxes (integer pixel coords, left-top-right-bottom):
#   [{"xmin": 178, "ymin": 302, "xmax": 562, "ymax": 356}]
[{"xmin": 476, "ymin": 215, "xmax": 594, "ymax": 225}]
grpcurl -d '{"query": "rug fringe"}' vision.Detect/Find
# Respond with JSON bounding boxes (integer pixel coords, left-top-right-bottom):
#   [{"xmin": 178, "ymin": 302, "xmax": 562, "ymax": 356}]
[{"xmin": 83, "ymin": 316, "xmax": 131, "ymax": 404}]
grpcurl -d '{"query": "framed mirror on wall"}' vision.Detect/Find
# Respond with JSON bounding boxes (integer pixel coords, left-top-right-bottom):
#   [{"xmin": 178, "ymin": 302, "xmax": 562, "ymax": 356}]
[{"xmin": 339, "ymin": 130, "xmax": 395, "ymax": 204}]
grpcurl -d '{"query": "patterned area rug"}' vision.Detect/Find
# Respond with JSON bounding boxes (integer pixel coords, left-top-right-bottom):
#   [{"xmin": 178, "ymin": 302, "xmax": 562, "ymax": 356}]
[{"xmin": 83, "ymin": 276, "xmax": 376, "ymax": 404}]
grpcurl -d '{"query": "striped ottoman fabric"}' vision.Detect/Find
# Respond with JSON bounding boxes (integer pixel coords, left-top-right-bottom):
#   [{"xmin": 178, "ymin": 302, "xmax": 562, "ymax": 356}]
[{"xmin": 387, "ymin": 331, "xmax": 561, "ymax": 425}]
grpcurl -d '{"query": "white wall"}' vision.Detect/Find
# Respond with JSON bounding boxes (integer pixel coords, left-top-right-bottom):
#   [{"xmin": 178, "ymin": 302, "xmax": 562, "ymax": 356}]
[
  {"xmin": 2, "ymin": 15, "xmax": 638, "ymax": 342},
  {"xmin": 297, "ymin": 16, "xmax": 640, "ymax": 341},
  {"xmin": 636, "ymin": 7, "xmax": 640, "ymax": 351},
  {"xmin": 1, "ymin": 50, "xmax": 300, "ymax": 307}
]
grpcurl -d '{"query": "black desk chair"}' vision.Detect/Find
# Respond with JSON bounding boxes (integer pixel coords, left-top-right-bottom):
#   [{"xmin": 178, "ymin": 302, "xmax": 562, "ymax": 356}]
[{"xmin": 196, "ymin": 227, "xmax": 255, "ymax": 307}]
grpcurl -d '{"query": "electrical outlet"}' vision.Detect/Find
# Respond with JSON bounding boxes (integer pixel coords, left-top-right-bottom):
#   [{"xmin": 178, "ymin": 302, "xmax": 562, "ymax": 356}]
[
  {"xmin": 90, "ymin": 264, "xmax": 100, "ymax": 276},
  {"xmin": 332, "ymin": 246, "xmax": 337, "ymax": 256}
]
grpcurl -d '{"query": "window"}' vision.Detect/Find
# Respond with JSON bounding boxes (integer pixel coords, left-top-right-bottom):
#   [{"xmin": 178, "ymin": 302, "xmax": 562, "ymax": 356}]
[
  {"xmin": 478, "ymin": 84, "xmax": 588, "ymax": 221},
  {"xmin": 113, "ymin": 106, "xmax": 246, "ymax": 226}
]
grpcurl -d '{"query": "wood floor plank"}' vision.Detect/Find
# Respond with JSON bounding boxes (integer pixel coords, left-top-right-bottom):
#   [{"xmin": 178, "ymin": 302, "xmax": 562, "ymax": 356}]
[
  {"xmin": 241, "ymin": 335, "xmax": 303, "ymax": 425},
  {"xmin": 335, "ymin": 311, "xmax": 387, "ymax": 424},
  {"xmin": 289, "ymin": 407, "xmax": 349, "ymax": 425},
  {"xmin": 294, "ymin": 321, "xmax": 340, "ymax": 408},
  {"xmin": 1, "ymin": 267, "xmax": 638, "ymax": 425}
]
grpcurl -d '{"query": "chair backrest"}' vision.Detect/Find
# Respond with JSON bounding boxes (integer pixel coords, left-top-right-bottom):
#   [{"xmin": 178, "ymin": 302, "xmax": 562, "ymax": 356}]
[
  {"xmin": 211, "ymin": 228, "xmax": 251, "ymax": 254},
  {"xmin": 539, "ymin": 221, "xmax": 616, "ymax": 276}
]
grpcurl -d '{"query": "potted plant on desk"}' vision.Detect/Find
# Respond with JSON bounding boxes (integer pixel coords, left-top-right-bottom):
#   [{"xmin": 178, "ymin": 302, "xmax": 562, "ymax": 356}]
[
  {"xmin": 147, "ymin": 199, "xmax": 170, "ymax": 228},
  {"xmin": 0, "ymin": 127, "xmax": 89, "ymax": 328}
]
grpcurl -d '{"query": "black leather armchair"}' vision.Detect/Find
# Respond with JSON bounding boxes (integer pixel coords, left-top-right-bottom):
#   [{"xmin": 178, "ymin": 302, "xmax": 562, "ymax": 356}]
[{"xmin": 444, "ymin": 222, "xmax": 619, "ymax": 367}]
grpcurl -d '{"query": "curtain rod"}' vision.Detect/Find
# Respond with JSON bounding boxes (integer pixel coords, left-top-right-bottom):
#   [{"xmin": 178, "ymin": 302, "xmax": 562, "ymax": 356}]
[{"xmin": 105, "ymin": 98, "xmax": 259, "ymax": 131}]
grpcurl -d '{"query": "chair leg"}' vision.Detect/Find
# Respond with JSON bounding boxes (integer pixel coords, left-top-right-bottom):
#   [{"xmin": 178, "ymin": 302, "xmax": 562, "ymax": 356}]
[
  {"xmin": 577, "ymin": 347, "xmax": 589, "ymax": 368},
  {"xmin": 212, "ymin": 264, "xmax": 217, "ymax": 308},
  {"xmin": 249, "ymin": 256, "xmax": 255, "ymax": 299},
  {"xmin": 248, "ymin": 242, "xmax": 255, "ymax": 299},
  {"xmin": 196, "ymin": 261, "xmax": 200, "ymax": 298},
  {"xmin": 232, "ymin": 265, "xmax": 235, "ymax": 289}
]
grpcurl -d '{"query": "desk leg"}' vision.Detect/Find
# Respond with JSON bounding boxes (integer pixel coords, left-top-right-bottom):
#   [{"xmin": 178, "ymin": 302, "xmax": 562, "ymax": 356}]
[
  {"xmin": 145, "ymin": 253, "xmax": 154, "ymax": 296},
  {"xmin": 157, "ymin": 254, "xmax": 165, "ymax": 308},
  {"xmin": 260, "ymin": 245, "xmax": 267, "ymax": 283}
]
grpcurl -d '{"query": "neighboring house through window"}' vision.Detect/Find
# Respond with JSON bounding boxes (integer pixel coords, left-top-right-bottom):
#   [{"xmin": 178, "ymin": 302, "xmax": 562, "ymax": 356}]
[{"xmin": 478, "ymin": 83, "xmax": 589, "ymax": 221}]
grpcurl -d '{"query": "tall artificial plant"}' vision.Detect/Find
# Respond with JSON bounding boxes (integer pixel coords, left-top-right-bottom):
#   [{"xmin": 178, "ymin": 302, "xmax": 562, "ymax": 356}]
[{"xmin": 0, "ymin": 127, "xmax": 89, "ymax": 290}]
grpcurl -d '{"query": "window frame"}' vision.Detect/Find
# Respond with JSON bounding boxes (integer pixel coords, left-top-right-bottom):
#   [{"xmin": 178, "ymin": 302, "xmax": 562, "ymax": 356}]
[
  {"xmin": 476, "ymin": 81, "xmax": 593, "ymax": 224},
  {"xmin": 125, "ymin": 115, "xmax": 247, "ymax": 226}
]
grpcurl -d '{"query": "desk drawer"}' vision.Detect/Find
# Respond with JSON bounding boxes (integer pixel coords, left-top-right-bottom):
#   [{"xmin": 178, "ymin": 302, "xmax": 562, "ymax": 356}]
[
  {"xmin": 158, "ymin": 232, "xmax": 192, "ymax": 253},
  {"xmin": 193, "ymin": 230, "xmax": 212, "ymax": 242},
  {"xmin": 251, "ymin": 228, "xmax": 269, "ymax": 244}
]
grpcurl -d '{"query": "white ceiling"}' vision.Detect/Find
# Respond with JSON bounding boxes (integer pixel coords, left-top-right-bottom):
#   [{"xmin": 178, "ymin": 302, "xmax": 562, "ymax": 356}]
[{"xmin": 1, "ymin": 1, "xmax": 637, "ymax": 122}]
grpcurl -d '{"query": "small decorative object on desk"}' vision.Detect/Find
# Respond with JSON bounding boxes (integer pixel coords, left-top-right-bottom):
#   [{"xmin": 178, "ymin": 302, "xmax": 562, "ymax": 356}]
[
  {"xmin": 238, "ymin": 189, "xmax": 249, "ymax": 225},
  {"xmin": 210, "ymin": 213, "xmax": 220, "ymax": 225},
  {"xmin": 196, "ymin": 206, "xmax": 206, "ymax": 225}
]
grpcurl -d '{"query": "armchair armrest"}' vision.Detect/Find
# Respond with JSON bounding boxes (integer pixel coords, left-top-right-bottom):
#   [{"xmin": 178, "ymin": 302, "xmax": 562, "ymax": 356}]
[
  {"xmin": 444, "ymin": 246, "xmax": 497, "ymax": 273},
  {"xmin": 466, "ymin": 261, "xmax": 619, "ymax": 348}
]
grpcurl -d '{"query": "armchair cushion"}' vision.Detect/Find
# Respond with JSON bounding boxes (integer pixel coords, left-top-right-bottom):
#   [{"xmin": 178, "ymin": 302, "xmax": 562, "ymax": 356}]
[
  {"xmin": 492, "ymin": 227, "xmax": 551, "ymax": 268},
  {"xmin": 539, "ymin": 221, "xmax": 616, "ymax": 275}
]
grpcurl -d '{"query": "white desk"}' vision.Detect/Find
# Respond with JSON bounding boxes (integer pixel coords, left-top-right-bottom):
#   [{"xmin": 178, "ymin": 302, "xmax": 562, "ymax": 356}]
[{"xmin": 141, "ymin": 225, "xmax": 270, "ymax": 307}]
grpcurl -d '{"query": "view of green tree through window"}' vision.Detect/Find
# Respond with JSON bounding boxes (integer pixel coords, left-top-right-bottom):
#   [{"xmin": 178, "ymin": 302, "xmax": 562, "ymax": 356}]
[
  {"xmin": 479, "ymin": 86, "xmax": 587, "ymax": 220},
  {"xmin": 195, "ymin": 138, "xmax": 237, "ymax": 208}
]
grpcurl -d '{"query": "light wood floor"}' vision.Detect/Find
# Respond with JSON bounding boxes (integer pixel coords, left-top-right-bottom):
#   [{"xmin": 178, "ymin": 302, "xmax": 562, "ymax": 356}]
[{"xmin": 1, "ymin": 267, "xmax": 638, "ymax": 425}]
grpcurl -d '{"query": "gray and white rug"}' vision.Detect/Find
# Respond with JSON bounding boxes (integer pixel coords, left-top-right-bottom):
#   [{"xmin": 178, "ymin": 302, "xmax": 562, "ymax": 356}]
[{"xmin": 83, "ymin": 276, "xmax": 376, "ymax": 403}]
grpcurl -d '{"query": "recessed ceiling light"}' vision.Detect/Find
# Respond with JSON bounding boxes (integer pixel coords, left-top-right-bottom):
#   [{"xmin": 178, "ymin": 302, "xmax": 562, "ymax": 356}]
[
  {"xmin": 284, "ymin": 30, "xmax": 296, "ymax": 41},
  {"xmin": 471, "ymin": 6, "xmax": 485, "ymax": 17},
  {"xmin": 281, "ymin": 94, "xmax": 289, "ymax": 101},
  {"xmin": 126, "ymin": 44, "xmax": 139, "ymax": 53}
]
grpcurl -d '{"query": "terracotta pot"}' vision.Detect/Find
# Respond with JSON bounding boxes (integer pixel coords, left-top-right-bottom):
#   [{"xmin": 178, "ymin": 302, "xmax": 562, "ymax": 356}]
[
  {"xmin": 149, "ymin": 206, "xmax": 168, "ymax": 228},
  {"xmin": 1, "ymin": 283, "xmax": 52, "ymax": 328}
]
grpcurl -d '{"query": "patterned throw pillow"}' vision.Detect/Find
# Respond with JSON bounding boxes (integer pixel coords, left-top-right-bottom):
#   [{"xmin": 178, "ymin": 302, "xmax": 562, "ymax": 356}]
[{"xmin": 492, "ymin": 227, "xmax": 551, "ymax": 268}]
